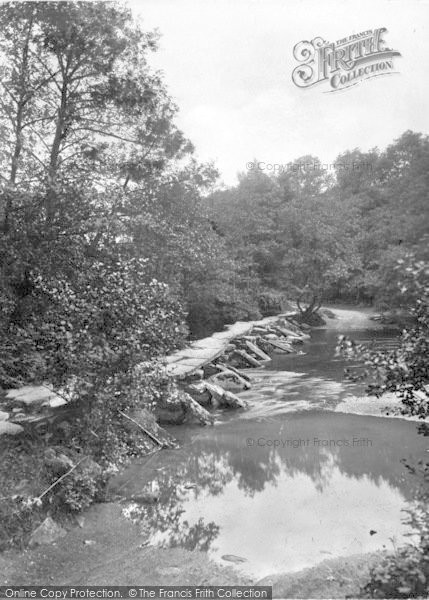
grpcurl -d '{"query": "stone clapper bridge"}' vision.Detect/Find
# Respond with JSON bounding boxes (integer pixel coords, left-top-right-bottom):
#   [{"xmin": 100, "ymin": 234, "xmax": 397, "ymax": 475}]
[{"xmin": 0, "ymin": 313, "xmax": 310, "ymax": 438}]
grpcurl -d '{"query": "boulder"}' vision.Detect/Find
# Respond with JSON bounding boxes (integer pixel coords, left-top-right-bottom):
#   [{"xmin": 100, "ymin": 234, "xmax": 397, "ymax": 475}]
[
  {"xmin": 6, "ymin": 385, "xmax": 59, "ymax": 407},
  {"xmin": 208, "ymin": 369, "xmax": 251, "ymax": 393},
  {"xmin": 214, "ymin": 365, "xmax": 252, "ymax": 387},
  {"xmin": 244, "ymin": 340, "xmax": 271, "ymax": 362},
  {"xmin": 251, "ymin": 327, "xmax": 270, "ymax": 335},
  {"xmin": 218, "ymin": 364, "xmax": 252, "ymax": 382},
  {"xmin": 122, "ymin": 408, "xmax": 171, "ymax": 447},
  {"xmin": 221, "ymin": 390, "xmax": 248, "ymax": 409},
  {"xmin": 0, "ymin": 410, "xmax": 9, "ymax": 421},
  {"xmin": 28, "ymin": 517, "xmax": 67, "ymax": 548},
  {"xmin": 198, "ymin": 381, "xmax": 247, "ymax": 410},
  {"xmin": 184, "ymin": 383, "xmax": 212, "ymax": 407},
  {"xmin": 0, "ymin": 421, "xmax": 23, "ymax": 436},
  {"xmin": 264, "ymin": 338, "xmax": 294, "ymax": 353},
  {"xmin": 180, "ymin": 391, "xmax": 214, "ymax": 425},
  {"xmin": 186, "ymin": 368, "xmax": 205, "ymax": 381},
  {"xmin": 10, "ymin": 412, "xmax": 26, "ymax": 421},
  {"xmin": 200, "ymin": 382, "xmax": 224, "ymax": 408},
  {"xmin": 232, "ymin": 349, "xmax": 261, "ymax": 368}
]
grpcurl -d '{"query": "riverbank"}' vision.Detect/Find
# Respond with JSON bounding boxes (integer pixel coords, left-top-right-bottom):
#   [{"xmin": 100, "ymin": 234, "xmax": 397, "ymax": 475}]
[
  {"xmin": 0, "ymin": 501, "xmax": 384, "ymax": 598},
  {"xmin": 1, "ymin": 307, "xmax": 426, "ymax": 598}
]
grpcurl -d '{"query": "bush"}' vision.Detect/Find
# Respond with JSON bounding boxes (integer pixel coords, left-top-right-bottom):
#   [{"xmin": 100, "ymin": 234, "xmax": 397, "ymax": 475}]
[
  {"xmin": 258, "ymin": 291, "xmax": 286, "ymax": 316},
  {"xmin": 360, "ymin": 498, "xmax": 429, "ymax": 598}
]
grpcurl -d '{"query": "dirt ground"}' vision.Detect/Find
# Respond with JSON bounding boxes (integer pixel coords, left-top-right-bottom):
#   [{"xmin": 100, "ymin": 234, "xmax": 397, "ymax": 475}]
[{"xmin": 0, "ymin": 500, "xmax": 380, "ymax": 598}]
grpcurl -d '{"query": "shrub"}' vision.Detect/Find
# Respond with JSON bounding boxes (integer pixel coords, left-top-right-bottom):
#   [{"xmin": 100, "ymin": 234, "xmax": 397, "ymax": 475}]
[
  {"xmin": 360, "ymin": 498, "xmax": 429, "ymax": 598},
  {"xmin": 258, "ymin": 291, "xmax": 285, "ymax": 316}
]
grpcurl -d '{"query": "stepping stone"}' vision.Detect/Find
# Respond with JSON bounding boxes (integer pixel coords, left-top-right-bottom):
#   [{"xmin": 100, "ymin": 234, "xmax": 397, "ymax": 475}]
[
  {"xmin": 43, "ymin": 397, "xmax": 67, "ymax": 408},
  {"xmin": 6, "ymin": 385, "xmax": 57, "ymax": 406}
]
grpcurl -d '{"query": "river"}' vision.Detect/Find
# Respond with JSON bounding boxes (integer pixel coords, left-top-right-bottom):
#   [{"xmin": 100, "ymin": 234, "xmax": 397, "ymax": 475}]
[
  {"xmin": 108, "ymin": 308, "xmax": 428, "ymax": 580},
  {"xmin": 2, "ymin": 308, "xmax": 427, "ymax": 589}
]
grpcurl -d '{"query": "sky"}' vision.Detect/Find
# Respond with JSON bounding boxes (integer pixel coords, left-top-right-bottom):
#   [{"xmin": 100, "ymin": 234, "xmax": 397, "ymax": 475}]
[{"xmin": 130, "ymin": 0, "xmax": 429, "ymax": 186}]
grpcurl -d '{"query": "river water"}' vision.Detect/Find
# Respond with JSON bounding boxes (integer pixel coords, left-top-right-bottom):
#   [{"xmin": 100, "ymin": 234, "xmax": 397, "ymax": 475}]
[{"xmin": 111, "ymin": 310, "xmax": 428, "ymax": 580}]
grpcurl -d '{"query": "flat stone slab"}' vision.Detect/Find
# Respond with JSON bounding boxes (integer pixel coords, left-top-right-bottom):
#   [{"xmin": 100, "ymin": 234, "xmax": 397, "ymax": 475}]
[
  {"xmin": 0, "ymin": 410, "xmax": 9, "ymax": 421},
  {"xmin": 0, "ymin": 421, "xmax": 24, "ymax": 436},
  {"xmin": 174, "ymin": 349, "xmax": 225, "ymax": 361},
  {"xmin": 44, "ymin": 397, "xmax": 67, "ymax": 408},
  {"xmin": 6, "ymin": 385, "xmax": 59, "ymax": 406},
  {"xmin": 163, "ymin": 314, "xmax": 298, "ymax": 378},
  {"xmin": 192, "ymin": 338, "xmax": 228, "ymax": 349},
  {"xmin": 165, "ymin": 363, "xmax": 198, "ymax": 377}
]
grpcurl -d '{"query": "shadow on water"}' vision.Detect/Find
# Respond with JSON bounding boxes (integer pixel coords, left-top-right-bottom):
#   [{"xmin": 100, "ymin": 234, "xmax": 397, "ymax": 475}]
[{"xmin": 110, "ymin": 323, "xmax": 428, "ymax": 578}]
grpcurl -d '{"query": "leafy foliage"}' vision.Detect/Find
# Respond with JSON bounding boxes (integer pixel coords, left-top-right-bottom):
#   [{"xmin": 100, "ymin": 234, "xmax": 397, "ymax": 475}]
[
  {"xmin": 359, "ymin": 497, "xmax": 429, "ymax": 599},
  {"xmin": 337, "ymin": 255, "xmax": 429, "ymax": 419}
]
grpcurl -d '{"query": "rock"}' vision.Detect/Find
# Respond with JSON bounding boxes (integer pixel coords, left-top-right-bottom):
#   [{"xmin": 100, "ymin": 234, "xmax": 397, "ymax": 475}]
[
  {"xmin": 251, "ymin": 327, "xmax": 270, "ymax": 335},
  {"xmin": 232, "ymin": 349, "xmax": 261, "ymax": 368},
  {"xmin": 218, "ymin": 364, "xmax": 252, "ymax": 382},
  {"xmin": 221, "ymin": 390, "xmax": 248, "ymax": 409},
  {"xmin": 0, "ymin": 421, "xmax": 23, "ymax": 436},
  {"xmin": 6, "ymin": 385, "xmax": 58, "ymax": 407},
  {"xmin": 122, "ymin": 408, "xmax": 171, "ymax": 447},
  {"xmin": 185, "ymin": 383, "xmax": 212, "ymax": 407},
  {"xmin": 10, "ymin": 412, "xmax": 26, "ymax": 421},
  {"xmin": 208, "ymin": 372, "xmax": 249, "ymax": 393},
  {"xmin": 180, "ymin": 391, "xmax": 214, "ymax": 425},
  {"xmin": 198, "ymin": 381, "xmax": 247, "ymax": 410},
  {"xmin": 203, "ymin": 363, "xmax": 221, "ymax": 378},
  {"xmin": 244, "ymin": 340, "xmax": 271, "ymax": 362},
  {"xmin": 28, "ymin": 517, "xmax": 67, "ymax": 547},
  {"xmin": 83, "ymin": 539, "xmax": 96, "ymax": 546},
  {"xmin": 182, "ymin": 369, "xmax": 204, "ymax": 383},
  {"xmin": 221, "ymin": 554, "xmax": 248, "ymax": 563},
  {"xmin": 199, "ymin": 381, "xmax": 224, "ymax": 408},
  {"xmin": 273, "ymin": 325, "xmax": 301, "ymax": 338},
  {"xmin": 184, "ymin": 483, "xmax": 197, "ymax": 490},
  {"xmin": 264, "ymin": 338, "xmax": 294, "ymax": 353},
  {"xmin": 43, "ymin": 397, "xmax": 67, "ymax": 408},
  {"xmin": 0, "ymin": 410, "xmax": 9, "ymax": 421}
]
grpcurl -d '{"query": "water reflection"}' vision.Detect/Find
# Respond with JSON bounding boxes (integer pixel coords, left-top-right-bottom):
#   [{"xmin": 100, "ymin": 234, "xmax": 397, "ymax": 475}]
[{"xmin": 112, "ymin": 412, "xmax": 427, "ymax": 577}]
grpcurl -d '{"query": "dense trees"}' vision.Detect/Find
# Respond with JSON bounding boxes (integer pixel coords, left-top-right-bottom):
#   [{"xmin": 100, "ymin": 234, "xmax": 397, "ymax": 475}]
[
  {"xmin": 0, "ymin": 1, "xmax": 235, "ymax": 388},
  {"xmin": 208, "ymin": 131, "xmax": 429, "ymax": 316},
  {"xmin": 0, "ymin": 3, "xmax": 427, "ymax": 419}
]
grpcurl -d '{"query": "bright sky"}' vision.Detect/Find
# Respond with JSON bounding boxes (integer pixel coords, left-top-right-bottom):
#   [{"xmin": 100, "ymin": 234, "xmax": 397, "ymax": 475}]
[{"xmin": 130, "ymin": 0, "xmax": 429, "ymax": 186}]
